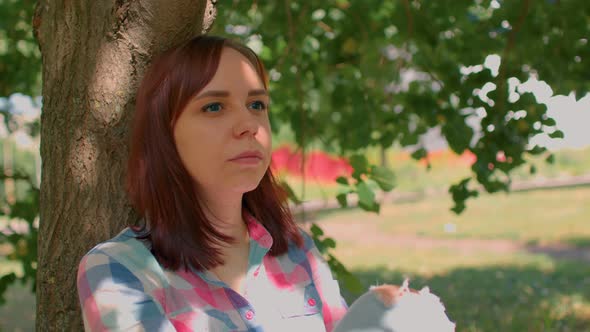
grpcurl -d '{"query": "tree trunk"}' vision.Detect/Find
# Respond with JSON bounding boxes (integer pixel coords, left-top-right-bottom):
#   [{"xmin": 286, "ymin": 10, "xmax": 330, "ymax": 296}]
[{"xmin": 33, "ymin": 0, "xmax": 214, "ymax": 329}]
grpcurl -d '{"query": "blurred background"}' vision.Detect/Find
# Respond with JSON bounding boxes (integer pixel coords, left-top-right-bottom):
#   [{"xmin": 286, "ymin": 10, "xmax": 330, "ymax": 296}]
[{"xmin": 1, "ymin": 0, "xmax": 589, "ymax": 331}]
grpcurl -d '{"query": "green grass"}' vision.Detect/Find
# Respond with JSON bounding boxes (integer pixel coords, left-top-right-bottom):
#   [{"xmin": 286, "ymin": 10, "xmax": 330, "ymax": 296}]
[
  {"xmin": 314, "ymin": 186, "xmax": 590, "ymax": 245},
  {"xmin": 314, "ymin": 186, "xmax": 590, "ymax": 331}
]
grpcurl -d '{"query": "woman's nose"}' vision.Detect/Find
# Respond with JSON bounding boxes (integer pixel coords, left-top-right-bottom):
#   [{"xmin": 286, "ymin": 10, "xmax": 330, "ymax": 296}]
[{"xmin": 232, "ymin": 109, "xmax": 259, "ymax": 138}]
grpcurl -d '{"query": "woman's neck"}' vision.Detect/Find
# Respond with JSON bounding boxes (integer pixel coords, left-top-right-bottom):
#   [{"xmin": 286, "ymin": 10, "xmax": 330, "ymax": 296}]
[{"xmin": 199, "ymin": 190, "xmax": 249, "ymax": 246}]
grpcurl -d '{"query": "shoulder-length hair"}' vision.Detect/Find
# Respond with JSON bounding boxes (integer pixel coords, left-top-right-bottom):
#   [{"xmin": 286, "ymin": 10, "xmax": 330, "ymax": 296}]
[{"xmin": 126, "ymin": 35, "xmax": 303, "ymax": 271}]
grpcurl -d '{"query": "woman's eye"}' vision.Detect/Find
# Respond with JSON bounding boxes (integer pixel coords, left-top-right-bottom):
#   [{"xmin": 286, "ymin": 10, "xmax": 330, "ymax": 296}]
[
  {"xmin": 249, "ymin": 100, "xmax": 267, "ymax": 111},
  {"xmin": 202, "ymin": 102, "xmax": 222, "ymax": 113}
]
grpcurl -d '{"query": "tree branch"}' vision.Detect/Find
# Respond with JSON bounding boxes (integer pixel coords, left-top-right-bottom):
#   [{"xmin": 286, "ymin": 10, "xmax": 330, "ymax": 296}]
[
  {"xmin": 402, "ymin": 0, "xmax": 414, "ymax": 39},
  {"xmin": 496, "ymin": 0, "xmax": 531, "ymax": 113},
  {"xmin": 284, "ymin": 0, "xmax": 307, "ymax": 209}
]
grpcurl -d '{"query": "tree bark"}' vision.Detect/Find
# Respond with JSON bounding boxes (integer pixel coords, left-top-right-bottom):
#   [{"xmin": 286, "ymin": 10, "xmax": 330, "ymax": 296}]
[{"xmin": 33, "ymin": 0, "xmax": 214, "ymax": 329}]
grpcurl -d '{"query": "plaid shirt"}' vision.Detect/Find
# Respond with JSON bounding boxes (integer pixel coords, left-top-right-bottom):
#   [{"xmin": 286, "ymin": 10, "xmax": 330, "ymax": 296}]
[{"xmin": 77, "ymin": 214, "xmax": 348, "ymax": 331}]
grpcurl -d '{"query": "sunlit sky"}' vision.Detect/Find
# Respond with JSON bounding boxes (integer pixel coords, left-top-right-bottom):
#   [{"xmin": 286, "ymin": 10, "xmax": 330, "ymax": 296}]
[
  {"xmin": 528, "ymin": 89, "xmax": 590, "ymax": 150},
  {"xmin": 479, "ymin": 54, "xmax": 590, "ymax": 150}
]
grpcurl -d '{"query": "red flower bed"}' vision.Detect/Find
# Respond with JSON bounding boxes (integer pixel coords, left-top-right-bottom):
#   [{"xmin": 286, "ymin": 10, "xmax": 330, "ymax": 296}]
[
  {"xmin": 272, "ymin": 146, "xmax": 477, "ymax": 183},
  {"xmin": 271, "ymin": 146, "xmax": 353, "ymax": 182}
]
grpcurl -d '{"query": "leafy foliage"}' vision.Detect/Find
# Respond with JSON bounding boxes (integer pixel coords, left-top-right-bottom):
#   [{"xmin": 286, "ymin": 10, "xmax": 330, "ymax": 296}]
[
  {"xmin": 0, "ymin": 98, "xmax": 41, "ymax": 304},
  {"xmin": 211, "ymin": 0, "xmax": 589, "ymax": 213},
  {"xmin": 0, "ymin": 168, "xmax": 39, "ymax": 305},
  {"xmin": 210, "ymin": 0, "xmax": 589, "ymax": 294},
  {"xmin": 0, "ymin": 0, "xmax": 41, "ymax": 96}
]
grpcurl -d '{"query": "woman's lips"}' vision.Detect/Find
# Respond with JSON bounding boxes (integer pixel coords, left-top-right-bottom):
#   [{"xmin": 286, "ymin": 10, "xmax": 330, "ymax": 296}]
[
  {"xmin": 229, "ymin": 156, "xmax": 262, "ymax": 165},
  {"xmin": 228, "ymin": 150, "xmax": 264, "ymax": 165}
]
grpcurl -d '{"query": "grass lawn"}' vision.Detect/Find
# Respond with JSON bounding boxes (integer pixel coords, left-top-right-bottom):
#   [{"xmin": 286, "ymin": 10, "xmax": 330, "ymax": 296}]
[
  {"xmin": 313, "ymin": 186, "xmax": 590, "ymax": 331},
  {"xmin": 315, "ymin": 186, "xmax": 590, "ymax": 246}
]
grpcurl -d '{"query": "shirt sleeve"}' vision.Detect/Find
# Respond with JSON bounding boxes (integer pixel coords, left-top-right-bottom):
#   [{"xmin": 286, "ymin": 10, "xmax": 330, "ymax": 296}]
[
  {"xmin": 77, "ymin": 250, "xmax": 176, "ymax": 332},
  {"xmin": 300, "ymin": 229, "xmax": 349, "ymax": 332}
]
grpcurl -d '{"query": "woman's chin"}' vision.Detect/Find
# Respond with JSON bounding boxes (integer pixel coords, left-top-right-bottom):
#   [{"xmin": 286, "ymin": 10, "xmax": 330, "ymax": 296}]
[{"xmin": 232, "ymin": 180, "xmax": 264, "ymax": 194}]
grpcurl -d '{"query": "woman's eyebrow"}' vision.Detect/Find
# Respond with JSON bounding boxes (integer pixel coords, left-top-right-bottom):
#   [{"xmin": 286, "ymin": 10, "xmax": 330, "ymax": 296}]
[
  {"xmin": 248, "ymin": 89, "xmax": 268, "ymax": 97},
  {"xmin": 194, "ymin": 90, "xmax": 230, "ymax": 100},
  {"xmin": 194, "ymin": 89, "xmax": 267, "ymax": 100}
]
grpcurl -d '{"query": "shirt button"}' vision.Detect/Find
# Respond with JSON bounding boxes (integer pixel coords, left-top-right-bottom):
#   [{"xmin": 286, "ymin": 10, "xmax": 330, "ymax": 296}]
[
  {"xmin": 245, "ymin": 310, "xmax": 254, "ymax": 320},
  {"xmin": 308, "ymin": 298, "xmax": 317, "ymax": 306}
]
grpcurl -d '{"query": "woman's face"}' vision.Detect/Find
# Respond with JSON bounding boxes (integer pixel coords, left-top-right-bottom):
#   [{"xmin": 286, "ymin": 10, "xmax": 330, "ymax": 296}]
[{"xmin": 173, "ymin": 47, "xmax": 272, "ymax": 198}]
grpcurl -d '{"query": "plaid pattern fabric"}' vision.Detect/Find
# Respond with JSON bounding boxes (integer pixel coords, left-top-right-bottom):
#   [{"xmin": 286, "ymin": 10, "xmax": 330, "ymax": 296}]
[{"xmin": 77, "ymin": 214, "xmax": 348, "ymax": 331}]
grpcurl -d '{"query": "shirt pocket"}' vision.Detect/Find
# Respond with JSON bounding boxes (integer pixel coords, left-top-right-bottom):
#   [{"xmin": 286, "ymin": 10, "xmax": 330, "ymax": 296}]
[{"xmin": 276, "ymin": 283, "xmax": 326, "ymax": 331}]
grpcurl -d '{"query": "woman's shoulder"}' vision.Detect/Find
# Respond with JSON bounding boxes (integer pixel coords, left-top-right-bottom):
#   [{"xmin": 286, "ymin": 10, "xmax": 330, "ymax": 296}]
[
  {"xmin": 291, "ymin": 226, "xmax": 318, "ymax": 252},
  {"xmin": 277, "ymin": 226, "xmax": 324, "ymax": 268},
  {"xmin": 79, "ymin": 227, "xmax": 156, "ymax": 273}
]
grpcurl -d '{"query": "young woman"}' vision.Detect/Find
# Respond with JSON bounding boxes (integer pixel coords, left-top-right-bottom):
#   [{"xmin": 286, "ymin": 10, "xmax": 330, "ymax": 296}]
[{"xmin": 76, "ymin": 35, "xmax": 348, "ymax": 331}]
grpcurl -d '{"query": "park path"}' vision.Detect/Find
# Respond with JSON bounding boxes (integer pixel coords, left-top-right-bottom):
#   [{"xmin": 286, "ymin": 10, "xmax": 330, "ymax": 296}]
[
  {"xmin": 313, "ymin": 220, "xmax": 590, "ymax": 263},
  {"xmin": 296, "ymin": 175, "xmax": 590, "ymax": 264}
]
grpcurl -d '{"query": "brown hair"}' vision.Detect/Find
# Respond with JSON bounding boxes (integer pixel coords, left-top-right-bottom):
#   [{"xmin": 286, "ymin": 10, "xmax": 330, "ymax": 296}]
[{"xmin": 126, "ymin": 35, "xmax": 303, "ymax": 271}]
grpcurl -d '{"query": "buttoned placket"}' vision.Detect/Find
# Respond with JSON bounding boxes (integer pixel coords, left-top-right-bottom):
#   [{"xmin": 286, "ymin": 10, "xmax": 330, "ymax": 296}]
[
  {"xmin": 193, "ymin": 236, "xmax": 270, "ymax": 327},
  {"xmin": 191, "ymin": 214, "xmax": 275, "ymax": 330}
]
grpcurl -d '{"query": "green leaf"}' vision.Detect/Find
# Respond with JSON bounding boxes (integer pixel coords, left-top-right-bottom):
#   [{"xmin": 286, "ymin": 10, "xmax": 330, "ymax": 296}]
[
  {"xmin": 359, "ymin": 200, "xmax": 380, "ymax": 213},
  {"xmin": 356, "ymin": 181, "xmax": 375, "ymax": 208},
  {"xmin": 411, "ymin": 148, "xmax": 427, "ymax": 161},
  {"xmin": 549, "ymin": 130, "xmax": 564, "ymax": 139},
  {"xmin": 546, "ymin": 154, "xmax": 555, "ymax": 164},
  {"xmin": 314, "ymin": 240, "xmax": 326, "ymax": 254},
  {"xmin": 529, "ymin": 165, "xmax": 537, "ymax": 175},
  {"xmin": 349, "ymin": 154, "xmax": 369, "ymax": 180},
  {"xmin": 528, "ymin": 145, "xmax": 547, "ymax": 155},
  {"xmin": 310, "ymin": 223, "xmax": 324, "ymax": 237},
  {"xmin": 451, "ymin": 202, "xmax": 466, "ymax": 214},
  {"xmin": 442, "ymin": 117, "xmax": 474, "ymax": 155},
  {"xmin": 542, "ymin": 117, "xmax": 557, "ymax": 126},
  {"xmin": 335, "ymin": 176, "xmax": 349, "ymax": 186},
  {"xmin": 323, "ymin": 237, "xmax": 336, "ymax": 249},
  {"xmin": 448, "ymin": 177, "xmax": 479, "ymax": 214},
  {"xmin": 336, "ymin": 193, "xmax": 348, "ymax": 208},
  {"xmin": 369, "ymin": 166, "xmax": 396, "ymax": 191}
]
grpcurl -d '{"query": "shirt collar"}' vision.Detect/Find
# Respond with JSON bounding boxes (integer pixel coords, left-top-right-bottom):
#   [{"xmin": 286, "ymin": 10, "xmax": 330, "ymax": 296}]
[
  {"xmin": 244, "ymin": 211, "xmax": 273, "ymax": 250},
  {"xmin": 195, "ymin": 212, "xmax": 274, "ymax": 286}
]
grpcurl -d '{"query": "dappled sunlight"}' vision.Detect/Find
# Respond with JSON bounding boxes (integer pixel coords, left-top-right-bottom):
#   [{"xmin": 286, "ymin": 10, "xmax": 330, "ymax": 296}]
[{"xmin": 86, "ymin": 41, "xmax": 135, "ymax": 128}]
